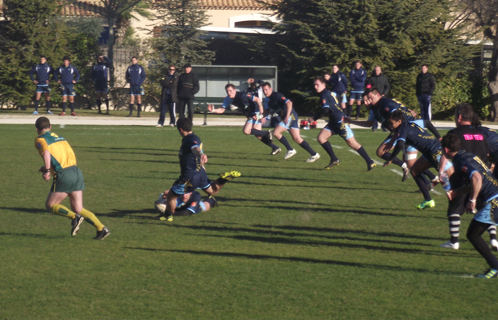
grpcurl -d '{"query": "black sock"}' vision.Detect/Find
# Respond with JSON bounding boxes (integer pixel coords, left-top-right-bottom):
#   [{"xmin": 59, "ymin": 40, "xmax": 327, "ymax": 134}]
[
  {"xmin": 278, "ymin": 136, "xmax": 293, "ymax": 151},
  {"xmin": 46, "ymin": 100, "xmax": 52, "ymax": 111},
  {"xmin": 137, "ymin": 104, "xmax": 141, "ymax": 114},
  {"xmin": 96, "ymin": 99, "xmax": 101, "ymax": 111},
  {"xmin": 69, "ymin": 103, "xmax": 74, "ymax": 113},
  {"xmin": 320, "ymin": 141, "xmax": 338, "ymax": 161},
  {"xmin": 165, "ymin": 210, "xmax": 173, "ymax": 217},
  {"xmin": 105, "ymin": 99, "xmax": 109, "ymax": 111},
  {"xmin": 270, "ymin": 144, "xmax": 279, "ymax": 149},
  {"xmin": 421, "ymin": 174, "xmax": 430, "ymax": 187},
  {"xmin": 356, "ymin": 146, "xmax": 373, "ymax": 165},
  {"xmin": 34, "ymin": 100, "xmax": 40, "ymax": 111},
  {"xmin": 414, "ymin": 174, "xmax": 432, "ymax": 201},
  {"xmin": 260, "ymin": 136, "xmax": 272, "ymax": 148},
  {"xmin": 467, "ymin": 220, "xmax": 498, "ymax": 270},
  {"xmin": 62, "ymin": 102, "xmax": 67, "ymax": 112},
  {"xmin": 129, "ymin": 104, "xmax": 134, "ymax": 113},
  {"xmin": 250, "ymin": 129, "xmax": 268, "ymax": 136},
  {"xmin": 488, "ymin": 225, "xmax": 497, "ymax": 241},
  {"xmin": 299, "ymin": 140, "xmax": 316, "ymax": 155},
  {"xmin": 205, "ymin": 198, "xmax": 216, "ymax": 208},
  {"xmin": 381, "ymin": 153, "xmax": 403, "ymax": 167},
  {"xmin": 423, "ymin": 170, "xmax": 436, "ymax": 181}
]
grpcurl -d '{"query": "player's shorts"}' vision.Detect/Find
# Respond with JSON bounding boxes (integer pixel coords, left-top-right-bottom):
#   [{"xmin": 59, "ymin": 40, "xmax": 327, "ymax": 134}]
[
  {"xmin": 383, "ymin": 134, "xmax": 418, "ymax": 153},
  {"xmin": 61, "ymin": 84, "xmax": 76, "ymax": 96},
  {"xmin": 349, "ymin": 91, "xmax": 363, "ymax": 101},
  {"xmin": 474, "ymin": 196, "xmax": 498, "ymax": 225},
  {"xmin": 95, "ymin": 82, "xmax": 108, "ymax": 93},
  {"xmin": 423, "ymin": 151, "xmax": 453, "ymax": 172},
  {"xmin": 277, "ymin": 110, "xmax": 299, "ymax": 130},
  {"xmin": 130, "ymin": 85, "xmax": 144, "ymax": 96},
  {"xmin": 171, "ymin": 169, "xmax": 211, "ymax": 195},
  {"xmin": 36, "ymin": 85, "xmax": 50, "ymax": 93},
  {"xmin": 177, "ymin": 192, "xmax": 205, "ymax": 214},
  {"xmin": 332, "ymin": 92, "xmax": 347, "ymax": 104},
  {"xmin": 324, "ymin": 121, "xmax": 354, "ymax": 140},
  {"xmin": 246, "ymin": 112, "xmax": 262, "ymax": 125},
  {"xmin": 51, "ymin": 165, "xmax": 85, "ymax": 193}
]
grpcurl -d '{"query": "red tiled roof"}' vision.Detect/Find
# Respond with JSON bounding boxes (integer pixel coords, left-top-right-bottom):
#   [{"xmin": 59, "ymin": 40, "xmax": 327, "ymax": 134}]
[
  {"xmin": 60, "ymin": 1, "xmax": 106, "ymax": 17},
  {"xmin": 199, "ymin": 0, "xmax": 265, "ymax": 10}
]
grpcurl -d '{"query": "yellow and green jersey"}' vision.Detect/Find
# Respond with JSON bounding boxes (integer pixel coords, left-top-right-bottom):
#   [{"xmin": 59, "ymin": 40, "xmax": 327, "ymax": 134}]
[{"xmin": 35, "ymin": 131, "xmax": 77, "ymax": 173}]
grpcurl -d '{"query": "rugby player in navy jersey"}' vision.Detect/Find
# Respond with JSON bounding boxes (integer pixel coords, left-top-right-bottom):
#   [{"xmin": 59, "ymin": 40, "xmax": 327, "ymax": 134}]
[
  {"xmin": 261, "ymin": 82, "xmax": 320, "ymax": 162},
  {"xmin": 309, "ymin": 77, "xmax": 375, "ymax": 170},
  {"xmin": 159, "ymin": 118, "xmax": 240, "ymax": 222},
  {"xmin": 207, "ymin": 84, "xmax": 280, "ymax": 154},
  {"xmin": 473, "ymin": 116, "xmax": 498, "ymax": 175},
  {"xmin": 347, "ymin": 89, "xmax": 440, "ymax": 186},
  {"xmin": 442, "ymin": 134, "xmax": 498, "ymax": 278},
  {"xmin": 155, "ymin": 190, "xmax": 218, "ymax": 218},
  {"xmin": 384, "ymin": 110, "xmax": 453, "ymax": 209}
]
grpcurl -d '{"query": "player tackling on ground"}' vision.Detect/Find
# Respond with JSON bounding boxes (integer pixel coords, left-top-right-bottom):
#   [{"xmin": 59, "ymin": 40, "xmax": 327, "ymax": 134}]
[
  {"xmin": 34, "ymin": 117, "xmax": 110, "ymax": 239},
  {"xmin": 160, "ymin": 118, "xmax": 241, "ymax": 222}
]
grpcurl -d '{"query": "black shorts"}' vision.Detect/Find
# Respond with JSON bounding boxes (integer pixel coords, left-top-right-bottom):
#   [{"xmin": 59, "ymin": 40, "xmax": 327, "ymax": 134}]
[{"xmin": 171, "ymin": 169, "xmax": 211, "ymax": 195}]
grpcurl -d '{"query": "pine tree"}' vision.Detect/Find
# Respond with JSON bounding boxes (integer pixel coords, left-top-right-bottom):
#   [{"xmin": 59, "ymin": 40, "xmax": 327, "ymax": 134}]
[
  {"xmin": 151, "ymin": 0, "xmax": 214, "ymax": 74},
  {"xmin": 259, "ymin": 0, "xmax": 474, "ymax": 113}
]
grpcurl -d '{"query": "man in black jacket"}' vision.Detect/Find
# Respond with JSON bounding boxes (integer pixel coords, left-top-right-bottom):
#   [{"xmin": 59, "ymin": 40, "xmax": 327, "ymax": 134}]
[
  {"xmin": 177, "ymin": 63, "xmax": 200, "ymax": 123},
  {"xmin": 366, "ymin": 66, "xmax": 390, "ymax": 131},
  {"xmin": 416, "ymin": 64, "xmax": 436, "ymax": 120},
  {"xmin": 157, "ymin": 65, "xmax": 179, "ymax": 127}
]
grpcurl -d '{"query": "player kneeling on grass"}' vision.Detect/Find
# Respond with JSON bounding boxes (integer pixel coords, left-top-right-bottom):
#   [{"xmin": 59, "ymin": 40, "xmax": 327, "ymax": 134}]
[
  {"xmin": 34, "ymin": 117, "xmax": 110, "ymax": 239},
  {"xmin": 383, "ymin": 110, "xmax": 453, "ymax": 210},
  {"xmin": 160, "ymin": 118, "xmax": 240, "ymax": 222},
  {"xmin": 442, "ymin": 133, "xmax": 498, "ymax": 279},
  {"xmin": 155, "ymin": 190, "xmax": 217, "ymax": 218}
]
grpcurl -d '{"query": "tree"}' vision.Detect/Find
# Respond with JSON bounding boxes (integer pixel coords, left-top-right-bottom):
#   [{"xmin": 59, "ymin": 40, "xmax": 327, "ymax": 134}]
[
  {"xmin": 257, "ymin": 0, "xmax": 475, "ymax": 114},
  {"xmin": 97, "ymin": 0, "xmax": 146, "ymax": 86},
  {"xmin": 151, "ymin": 0, "xmax": 214, "ymax": 73},
  {"xmin": 452, "ymin": 0, "xmax": 498, "ymax": 121},
  {"xmin": 0, "ymin": 0, "xmax": 72, "ymax": 107}
]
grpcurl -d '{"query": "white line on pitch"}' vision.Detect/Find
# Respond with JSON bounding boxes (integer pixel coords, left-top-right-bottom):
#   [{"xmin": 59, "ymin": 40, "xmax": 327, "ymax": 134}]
[{"xmin": 390, "ymin": 169, "xmax": 403, "ymax": 176}]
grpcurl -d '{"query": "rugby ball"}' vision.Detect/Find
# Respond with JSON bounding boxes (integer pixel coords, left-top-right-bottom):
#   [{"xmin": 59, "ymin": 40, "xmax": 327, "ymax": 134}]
[
  {"xmin": 229, "ymin": 105, "xmax": 238, "ymax": 111},
  {"xmin": 154, "ymin": 194, "xmax": 166, "ymax": 214}
]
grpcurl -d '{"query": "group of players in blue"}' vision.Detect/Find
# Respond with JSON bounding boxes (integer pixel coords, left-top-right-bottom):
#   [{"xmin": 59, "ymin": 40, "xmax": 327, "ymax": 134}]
[{"xmin": 153, "ymin": 73, "xmax": 498, "ymax": 279}]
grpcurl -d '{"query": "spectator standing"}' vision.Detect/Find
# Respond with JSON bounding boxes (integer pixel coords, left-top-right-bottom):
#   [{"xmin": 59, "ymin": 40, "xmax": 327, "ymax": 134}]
[
  {"xmin": 91, "ymin": 55, "xmax": 112, "ymax": 114},
  {"xmin": 157, "ymin": 65, "xmax": 179, "ymax": 127},
  {"xmin": 366, "ymin": 65, "xmax": 390, "ymax": 131},
  {"xmin": 177, "ymin": 63, "xmax": 200, "ymax": 123},
  {"xmin": 54, "ymin": 56, "xmax": 81, "ymax": 116},
  {"xmin": 416, "ymin": 64, "xmax": 436, "ymax": 120},
  {"xmin": 324, "ymin": 65, "xmax": 348, "ymax": 111},
  {"xmin": 125, "ymin": 57, "xmax": 146, "ymax": 117},
  {"xmin": 349, "ymin": 60, "xmax": 367, "ymax": 119},
  {"xmin": 29, "ymin": 56, "xmax": 54, "ymax": 115}
]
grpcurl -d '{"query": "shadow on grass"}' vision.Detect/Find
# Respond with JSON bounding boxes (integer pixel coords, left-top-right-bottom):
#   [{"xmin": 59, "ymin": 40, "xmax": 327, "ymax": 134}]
[
  {"xmin": 78, "ymin": 146, "xmax": 179, "ymax": 152},
  {"xmin": 123, "ymin": 247, "xmax": 463, "ymax": 276},
  {"xmin": 102, "ymin": 208, "xmax": 158, "ymax": 218},
  {"xmin": 0, "ymin": 207, "xmax": 45, "ymax": 214},
  {"xmin": 0, "ymin": 232, "xmax": 67, "ymax": 239}
]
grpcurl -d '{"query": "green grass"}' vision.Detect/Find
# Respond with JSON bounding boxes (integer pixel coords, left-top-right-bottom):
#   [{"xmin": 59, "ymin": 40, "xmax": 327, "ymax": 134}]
[{"xmin": 0, "ymin": 124, "xmax": 495, "ymax": 319}]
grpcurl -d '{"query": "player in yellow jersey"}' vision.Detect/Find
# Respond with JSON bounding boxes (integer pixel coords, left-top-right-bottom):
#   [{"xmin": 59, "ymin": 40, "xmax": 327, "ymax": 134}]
[{"xmin": 34, "ymin": 117, "xmax": 110, "ymax": 239}]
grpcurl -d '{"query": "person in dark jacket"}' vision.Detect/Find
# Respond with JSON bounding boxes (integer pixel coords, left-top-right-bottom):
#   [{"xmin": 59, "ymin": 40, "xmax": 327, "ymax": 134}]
[
  {"xmin": 125, "ymin": 57, "xmax": 146, "ymax": 117},
  {"xmin": 324, "ymin": 65, "xmax": 348, "ymax": 110},
  {"xmin": 29, "ymin": 56, "xmax": 54, "ymax": 115},
  {"xmin": 177, "ymin": 63, "xmax": 200, "ymax": 123},
  {"xmin": 349, "ymin": 61, "xmax": 367, "ymax": 119},
  {"xmin": 366, "ymin": 66, "xmax": 390, "ymax": 131},
  {"xmin": 54, "ymin": 56, "xmax": 81, "ymax": 116},
  {"xmin": 416, "ymin": 64, "xmax": 436, "ymax": 120},
  {"xmin": 157, "ymin": 65, "xmax": 179, "ymax": 127},
  {"xmin": 91, "ymin": 55, "xmax": 112, "ymax": 114}
]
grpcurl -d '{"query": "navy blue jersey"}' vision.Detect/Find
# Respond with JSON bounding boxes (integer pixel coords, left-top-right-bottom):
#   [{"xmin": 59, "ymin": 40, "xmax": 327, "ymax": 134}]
[
  {"xmin": 394, "ymin": 121, "xmax": 440, "ymax": 156},
  {"xmin": 370, "ymin": 97, "xmax": 415, "ymax": 129},
  {"xmin": 91, "ymin": 57, "xmax": 112, "ymax": 82},
  {"xmin": 177, "ymin": 191, "xmax": 203, "ymax": 213},
  {"xmin": 452, "ymin": 151, "xmax": 498, "ymax": 203},
  {"xmin": 328, "ymin": 72, "xmax": 348, "ymax": 95},
  {"xmin": 179, "ymin": 133, "xmax": 203, "ymax": 175},
  {"xmin": 29, "ymin": 63, "xmax": 53, "ymax": 83},
  {"xmin": 54, "ymin": 65, "xmax": 80, "ymax": 85},
  {"xmin": 223, "ymin": 92, "xmax": 258, "ymax": 117},
  {"xmin": 317, "ymin": 89, "xmax": 344, "ymax": 124},
  {"xmin": 265, "ymin": 91, "xmax": 291, "ymax": 118},
  {"xmin": 243, "ymin": 79, "xmax": 263, "ymax": 98},
  {"xmin": 476, "ymin": 126, "xmax": 498, "ymax": 155},
  {"xmin": 126, "ymin": 64, "xmax": 146, "ymax": 86}
]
